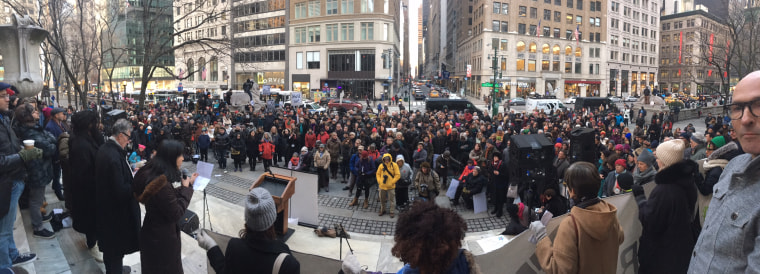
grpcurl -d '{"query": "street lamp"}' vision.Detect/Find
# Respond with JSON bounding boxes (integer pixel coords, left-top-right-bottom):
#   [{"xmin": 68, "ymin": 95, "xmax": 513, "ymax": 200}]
[{"xmin": 487, "ymin": 43, "xmax": 501, "ymax": 117}]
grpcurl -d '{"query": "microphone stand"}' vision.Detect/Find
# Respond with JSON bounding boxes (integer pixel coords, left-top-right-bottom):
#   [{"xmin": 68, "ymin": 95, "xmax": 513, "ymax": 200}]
[{"xmin": 203, "ymin": 187, "xmax": 214, "ymax": 231}]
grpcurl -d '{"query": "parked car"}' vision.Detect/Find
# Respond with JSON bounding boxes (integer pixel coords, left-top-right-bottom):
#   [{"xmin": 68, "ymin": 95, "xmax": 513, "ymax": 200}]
[
  {"xmin": 413, "ymin": 91, "xmax": 426, "ymax": 100},
  {"xmin": 305, "ymin": 102, "xmax": 326, "ymax": 113},
  {"xmin": 624, "ymin": 96, "xmax": 639, "ymax": 102},
  {"xmin": 429, "ymin": 90, "xmax": 440, "ymax": 98},
  {"xmin": 319, "ymin": 97, "xmax": 338, "ymax": 106},
  {"xmin": 509, "ymin": 97, "xmax": 526, "ymax": 106},
  {"xmin": 608, "ymin": 96, "xmax": 622, "ymax": 103},
  {"xmin": 564, "ymin": 97, "xmax": 577, "ymax": 104},
  {"xmin": 327, "ymin": 99, "xmax": 363, "ymax": 112}
]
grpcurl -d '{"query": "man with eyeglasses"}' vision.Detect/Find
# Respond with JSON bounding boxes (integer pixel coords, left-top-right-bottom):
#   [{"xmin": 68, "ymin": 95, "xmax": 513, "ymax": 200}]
[{"xmin": 689, "ymin": 71, "xmax": 760, "ymax": 273}]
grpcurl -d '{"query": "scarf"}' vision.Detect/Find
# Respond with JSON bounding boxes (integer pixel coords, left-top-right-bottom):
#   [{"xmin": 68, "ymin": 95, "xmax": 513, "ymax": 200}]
[{"xmin": 632, "ymin": 166, "xmax": 656, "ymax": 186}]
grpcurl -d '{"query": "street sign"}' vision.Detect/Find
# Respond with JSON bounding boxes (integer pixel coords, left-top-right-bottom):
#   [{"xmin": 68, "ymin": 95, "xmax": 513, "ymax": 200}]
[
  {"xmin": 388, "ymin": 76, "xmax": 393, "ymax": 80},
  {"xmin": 466, "ymin": 65, "xmax": 472, "ymax": 77},
  {"xmin": 481, "ymin": 83, "xmax": 493, "ymax": 87},
  {"xmin": 178, "ymin": 82, "xmax": 183, "ymax": 92}
]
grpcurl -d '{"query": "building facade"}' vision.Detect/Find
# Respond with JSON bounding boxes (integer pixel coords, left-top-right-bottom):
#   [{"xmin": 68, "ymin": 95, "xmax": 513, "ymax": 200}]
[
  {"xmin": 607, "ymin": 0, "xmax": 660, "ymax": 97},
  {"xmin": 287, "ymin": 0, "xmax": 401, "ymax": 101},
  {"xmin": 231, "ymin": 0, "xmax": 288, "ymax": 91},
  {"xmin": 659, "ymin": 10, "xmax": 728, "ymax": 95},
  {"xmin": 425, "ymin": 0, "xmax": 444, "ymax": 81},
  {"xmin": 174, "ymin": 0, "xmax": 233, "ymax": 95},
  {"xmin": 455, "ymin": 0, "xmax": 609, "ymax": 100}
]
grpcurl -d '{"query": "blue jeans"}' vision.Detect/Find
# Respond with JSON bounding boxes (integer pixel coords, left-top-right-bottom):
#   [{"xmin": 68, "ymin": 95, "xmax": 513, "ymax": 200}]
[{"xmin": 0, "ymin": 180, "xmax": 24, "ymax": 268}]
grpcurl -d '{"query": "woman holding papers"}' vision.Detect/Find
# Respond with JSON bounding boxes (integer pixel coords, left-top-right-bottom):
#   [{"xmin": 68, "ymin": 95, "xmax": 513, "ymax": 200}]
[
  {"xmin": 532, "ymin": 162, "xmax": 624, "ymax": 274},
  {"xmin": 133, "ymin": 140, "xmax": 198, "ymax": 274}
]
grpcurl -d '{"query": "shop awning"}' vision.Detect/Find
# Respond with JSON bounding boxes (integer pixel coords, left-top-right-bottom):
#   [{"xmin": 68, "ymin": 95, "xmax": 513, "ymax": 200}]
[{"xmin": 564, "ymin": 80, "xmax": 601, "ymax": 84}]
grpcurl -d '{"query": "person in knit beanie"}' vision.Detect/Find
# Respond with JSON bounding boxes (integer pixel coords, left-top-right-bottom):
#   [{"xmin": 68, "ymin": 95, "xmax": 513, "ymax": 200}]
[
  {"xmin": 690, "ymin": 132, "xmax": 707, "ymax": 161},
  {"xmin": 631, "ymin": 139, "xmax": 698, "ymax": 273},
  {"xmin": 197, "ymin": 188, "xmax": 301, "ymax": 273}
]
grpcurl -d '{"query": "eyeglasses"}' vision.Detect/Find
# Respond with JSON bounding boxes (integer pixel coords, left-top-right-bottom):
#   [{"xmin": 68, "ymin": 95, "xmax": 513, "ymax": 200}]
[
  {"xmin": 0, "ymin": 94, "xmax": 9, "ymax": 99},
  {"xmin": 121, "ymin": 132, "xmax": 131, "ymax": 139},
  {"xmin": 728, "ymin": 98, "xmax": 760, "ymax": 120}
]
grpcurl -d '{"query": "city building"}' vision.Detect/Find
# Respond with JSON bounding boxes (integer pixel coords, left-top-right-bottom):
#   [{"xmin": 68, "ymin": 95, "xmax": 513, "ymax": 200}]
[
  {"xmin": 659, "ymin": 9, "xmax": 728, "ymax": 95},
  {"xmin": 454, "ymin": 0, "xmax": 610, "ymax": 100},
  {"xmin": 231, "ymin": 0, "xmax": 288, "ymax": 90},
  {"xmin": 607, "ymin": 0, "xmax": 660, "ymax": 97},
  {"xmin": 425, "ymin": 0, "xmax": 444, "ymax": 81},
  {"xmin": 174, "ymin": 0, "xmax": 232, "ymax": 95},
  {"xmin": 287, "ymin": 0, "xmax": 401, "ymax": 101},
  {"xmin": 417, "ymin": 5, "xmax": 424, "ymax": 78},
  {"xmin": 661, "ymin": 0, "xmax": 728, "ymax": 19},
  {"xmin": 402, "ymin": 0, "xmax": 410, "ymax": 84}
]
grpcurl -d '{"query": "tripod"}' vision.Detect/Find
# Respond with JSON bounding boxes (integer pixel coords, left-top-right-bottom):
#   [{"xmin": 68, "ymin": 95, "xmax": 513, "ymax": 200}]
[
  {"xmin": 202, "ymin": 188, "xmax": 214, "ymax": 231},
  {"xmin": 336, "ymin": 223, "xmax": 352, "ymax": 260}
]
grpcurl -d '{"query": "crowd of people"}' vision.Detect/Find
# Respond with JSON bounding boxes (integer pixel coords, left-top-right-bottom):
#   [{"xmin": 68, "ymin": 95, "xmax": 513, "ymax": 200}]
[{"xmin": 0, "ymin": 69, "xmax": 759, "ymax": 273}]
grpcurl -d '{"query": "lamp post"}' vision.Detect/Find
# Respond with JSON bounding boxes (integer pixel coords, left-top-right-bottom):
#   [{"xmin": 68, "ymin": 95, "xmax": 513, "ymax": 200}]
[{"xmin": 489, "ymin": 44, "xmax": 500, "ymax": 117}]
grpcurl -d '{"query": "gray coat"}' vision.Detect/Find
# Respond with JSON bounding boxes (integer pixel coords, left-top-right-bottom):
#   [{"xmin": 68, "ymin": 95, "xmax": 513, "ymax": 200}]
[{"xmin": 688, "ymin": 154, "xmax": 760, "ymax": 273}]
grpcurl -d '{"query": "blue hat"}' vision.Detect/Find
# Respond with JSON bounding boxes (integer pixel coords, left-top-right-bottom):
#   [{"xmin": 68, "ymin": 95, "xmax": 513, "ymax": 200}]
[
  {"xmin": 0, "ymin": 82, "xmax": 11, "ymax": 92},
  {"xmin": 556, "ymin": 137, "xmax": 563, "ymax": 144}
]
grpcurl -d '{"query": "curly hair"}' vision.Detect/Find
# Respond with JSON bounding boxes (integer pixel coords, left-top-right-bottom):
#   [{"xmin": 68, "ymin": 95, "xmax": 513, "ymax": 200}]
[
  {"xmin": 13, "ymin": 103, "xmax": 37, "ymax": 126},
  {"xmin": 391, "ymin": 201, "xmax": 467, "ymax": 274}
]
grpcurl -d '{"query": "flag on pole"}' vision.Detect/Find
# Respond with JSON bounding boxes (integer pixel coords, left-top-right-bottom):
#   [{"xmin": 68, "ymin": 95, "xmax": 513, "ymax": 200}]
[
  {"xmin": 537, "ymin": 19, "xmax": 541, "ymax": 37},
  {"xmin": 201, "ymin": 66, "xmax": 207, "ymax": 80},
  {"xmin": 178, "ymin": 68, "xmax": 184, "ymax": 79},
  {"xmin": 573, "ymin": 25, "xmax": 580, "ymax": 45}
]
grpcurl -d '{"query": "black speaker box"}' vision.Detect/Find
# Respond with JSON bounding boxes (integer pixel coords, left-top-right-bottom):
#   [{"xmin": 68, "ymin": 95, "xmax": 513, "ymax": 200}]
[
  {"xmin": 569, "ymin": 127, "xmax": 598, "ymax": 163},
  {"xmin": 509, "ymin": 134, "xmax": 555, "ymax": 167}
]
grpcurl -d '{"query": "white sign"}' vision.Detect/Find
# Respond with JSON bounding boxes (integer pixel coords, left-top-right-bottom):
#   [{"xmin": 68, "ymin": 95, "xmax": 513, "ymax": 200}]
[
  {"xmin": 266, "ymin": 100, "xmax": 275, "ymax": 112},
  {"xmin": 262, "ymin": 85, "xmax": 271, "ymax": 96},
  {"xmin": 446, "ymin": 179, "xmax": 460, "ymax": 199},
  {"xmin": 292, "ymin": 92, "xmax": 303, "ymax": 106},
  {"xmin": 473, "ymin": 187, "xmax": 488, "ymax": 214},
  {"xmin": 193, "ymin": 161, "xmax": 214, "ymax": 191},
  {"xmin": 467, "ymin": 65, "xmax": 472, "ymax": 78}
]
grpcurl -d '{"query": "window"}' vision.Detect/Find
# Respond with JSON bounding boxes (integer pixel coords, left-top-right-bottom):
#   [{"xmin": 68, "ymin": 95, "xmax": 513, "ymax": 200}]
[
  {"xmin": 519, "ymin": 6, "xmax": 526, "ymax": 17},
  {"xmin": 341, "ymin": 23, "xmax": 354, "ymax": 40},
  {"xmin": 341, "ymin": 0, "xmax": 354, "ymax": 13},
  {"xmin": 295, "ymin": 27, "xmax": 306, "ymax": 43},
  {"xmin": 361, "ymin": 22, "xmax": 373, "ymax": 40},
  {"xmin": 542, "ymin": 60, "xmax": 550, "ymax": 71},
  {"xmin": 565, "ymin": 62, "xmax": 572, "ymax": 73},
  {"xmin": 566, "ymin": 30, "xmax": 572, "ymax": 40},
  {"xmin": 530, "ymin": 25, "xmax": 537, "ymax": 36},
  {"xmin": 554, "ymin": 11, "xmax": 561, "ymax": 22},
  {"xmin": 295, "ymin": 2, "xmax": 307, "ymax": 18},
  {"xmin": 543, "ymin": 27, "xmax": 550, "ymax": 37},
  {"xmin": 502, "ymin": 3, "xmax": 508, "ymax": 14},
  {"xmin": 501, "ymin": 21, "xmax": 508, "ymax": 32},
  {"xmin": 530, "ymin": 7, "xmax": 537, "ymax": 19},
  {"xmin": 326, "ymin": 0, "xmax": 338, "ymax": 14},
  {"xmin": 518, "ymin": 23, "xmax": 526, "ymax": 34},
  {"xmin": 542, "ymin": 44, "xmax": 550, "ymax": 54},
  {"xmin": 566, "ymin": 14, "xmax": 573, "ymax": 24},
  {"xmin": 611, "ymin": 2, "xmax": 619, "ymax": 12},
  {"xmin": 296, "ymin": 52, "xmax": 304, "ymax": 69},
  {"xmin": 530, "ymin": 42, "xmax": 537, "ymax": 53},
  {"xmin": 383, "ymin": 0, "xmax": 388, "ymax": 13},
  {"xmin": 383, "ymin": 23, "xmax": 389, "ymax": 40},
  {"xmin": 307, "ymin": 51, "xmax": 320, "ymax": 69},
  {"xmin": 493, "ymin": 2, "xmax": 500, "ymax": 13},
  {"xmin": 555, "ymin": 0, "xmax": 561, "ymax": 5},
  {"xmin": 576, "ymin": 15, "xmax": 582, "ymax": 25},
  {"xmin": 326, "ymin": 24, "xmax": 338, "ymax": 41},
  {"xmin": 517, "ymin": 59, "xmax": 525, "ymax": 71},
  {"xmin": 308, "ymin": 26, "xmax": 320, "ymax": 42},
  {"xmin": 361, "ymin": 0, "xmax": 373, "ymax": 12},
  {"xmin": 493, "ymin": 20, "xmax": 500, "ymax": 31},
  {"xmin": 567, "ymin": 0, "xmax": 573, "ymax": 8},
  {"xmin": 528, "ymin": 60, "xmax": 536, "ymax": 71},
  {"xmin": 308, "ymin": 0, "xmax": 320, "ymax": 16},
  {"xmin": 500, "ymin": 39, "xmax": 508, "ymax": 50},
  {"xmin": 575, "ymin": 62, "xmax": 581, "ymax": 74},
  {"xmin": 543, "ymin": 9, "xmax": 551, "ymax": 21},
  {"xmin": 554, "ymin": 28, "xmax": 560, "ymax": 38},
  {"xmin": 565, "ymin": 45, "xmax": 572, "ymax": 55},
  {"xmin": 516, "ymin": 41, "xmax": 526, "ymax": 51},
  {"xmin": 576, "ymin": 0, "xmax": 582, "ymax": 10}
]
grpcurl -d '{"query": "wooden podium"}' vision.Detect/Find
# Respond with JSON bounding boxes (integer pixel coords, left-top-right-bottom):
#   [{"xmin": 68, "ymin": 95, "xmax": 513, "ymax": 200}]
[{"xmin": 250, "ymin": 172, "xmax": 296, "ymax": 236}]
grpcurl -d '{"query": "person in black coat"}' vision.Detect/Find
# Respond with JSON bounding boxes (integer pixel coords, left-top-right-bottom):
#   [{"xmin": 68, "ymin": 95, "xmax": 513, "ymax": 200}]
[
  {"xmin": 95, "ymin": 119, "xmax": 141, "ymax": 274},
  {"xmin": 245, "ymin": 128, "xmax": 260, "ymax": 171},
  {"xmin": 214, "ymin": 127, "xmax": 231, "ymax": 170},
  {"xmin": 230, "ymin": 131, "xmax": 247, "ymax": 172},
  {"xmin": 501, "ymin": 204, "xmax": 528, "ymax": 236},
  {"xmin": 133, "ymin": 140, "xmax": 197, "ymax": 274},
  {"xmin": 197, "ymin": 188, "xmax": 300, "ymax": 274},
  {"xmin": 489, "ymin": 153, "xmax": 509, "ymax": 217},
  {"xmin": 632, "ymin": 140, "xmax": 698, "ymax": 274},
  {"xmin": 461, "ymin": 166, "xmax": 486, "ymax": 210},
  {"xmin": 68, "ymin": 111, "xmax": 104, "ymax": 253}
]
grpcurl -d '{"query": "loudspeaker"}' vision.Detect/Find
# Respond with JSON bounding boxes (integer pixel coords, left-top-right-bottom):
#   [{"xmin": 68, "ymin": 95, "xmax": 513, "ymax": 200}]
[
  {"xmin": 569, "ymin": 127, "xmax": 598, "ymax": 163},
  {"xmin": 179, "ymin": 209, "xmax": 199, "ymax": 236},
  {"xmin": 102, "ymin": 109, "xmax": 127, "ymax": 136},
  {"xmin": 509, "ymin": 134, "xmax": 557, "ymax": 208},
  {"xmin": 509, "ymin": 134, "xmax": 555, "ymax": 167}
]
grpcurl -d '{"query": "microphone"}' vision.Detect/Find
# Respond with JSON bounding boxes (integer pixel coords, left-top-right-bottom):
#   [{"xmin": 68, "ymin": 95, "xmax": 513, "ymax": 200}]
[{"xmin": 181, "ymin": 168, "xmax": 189, "ymax": 180}]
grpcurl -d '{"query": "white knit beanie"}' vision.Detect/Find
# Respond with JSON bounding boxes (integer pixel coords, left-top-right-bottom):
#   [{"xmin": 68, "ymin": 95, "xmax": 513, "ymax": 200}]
[
  {"xmin": 656, "ymin": 139, "xmax": 685, "ymax": 170},
  {"xmin": 245, "ymin": 188, "xmax": 277, "ymax": 231}
]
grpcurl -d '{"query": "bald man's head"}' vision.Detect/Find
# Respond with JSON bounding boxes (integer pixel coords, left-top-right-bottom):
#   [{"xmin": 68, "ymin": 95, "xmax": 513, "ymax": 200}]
[{"xmin": 732, "ymin": 71, "xmax": 760, "ymax": 157}]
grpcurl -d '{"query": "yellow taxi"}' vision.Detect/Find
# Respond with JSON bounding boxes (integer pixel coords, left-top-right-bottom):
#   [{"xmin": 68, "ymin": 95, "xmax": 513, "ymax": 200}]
[{"xmin": 430, "ymin": 90, "xmax": 440, "ymax": 98}]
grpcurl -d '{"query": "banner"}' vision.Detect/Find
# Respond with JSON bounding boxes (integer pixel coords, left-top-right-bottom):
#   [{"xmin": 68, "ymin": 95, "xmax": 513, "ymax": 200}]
[{"xmin": 475, "ymin": 193, "xmax": 642, "ymax": 274}]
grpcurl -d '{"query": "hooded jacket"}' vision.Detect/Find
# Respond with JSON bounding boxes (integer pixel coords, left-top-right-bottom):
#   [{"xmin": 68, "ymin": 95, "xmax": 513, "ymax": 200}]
[
  {"xmin": 396, "ymin": 155, "xmax": 413, "ymax": 188},
  {"xmin": 376, "ymin": 153, "xmax": 401, "ymax": 190},
  {"xmin": 536, "ymin": 200, "xmax": 624, "ymax": 274}
]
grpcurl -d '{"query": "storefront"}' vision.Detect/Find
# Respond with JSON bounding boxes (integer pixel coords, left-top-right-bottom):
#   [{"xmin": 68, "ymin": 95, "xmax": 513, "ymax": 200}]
[
  {"xmin": 516, "ymin": 78, "xmax": 535, "ymax": 98},
  {"xmin": 236, "ymin": 71, "xmax": 285, "ymax": 90},
  {"xmin": 319, "ymin": 79, "xmax": 374, "ymax": 100},
  {"xmin": 292, "ymin": 74, "xmax": 311, "ymax": 97},
  {"xmin": 564, "ymin": 80, "xmax": 601, "ymax": 97}
]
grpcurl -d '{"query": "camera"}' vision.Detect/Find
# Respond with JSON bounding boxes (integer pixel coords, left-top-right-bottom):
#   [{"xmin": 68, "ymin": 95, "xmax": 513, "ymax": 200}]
[{"xmin": 419, "ymin": 184, "xmax": 429, "ymax": 196}]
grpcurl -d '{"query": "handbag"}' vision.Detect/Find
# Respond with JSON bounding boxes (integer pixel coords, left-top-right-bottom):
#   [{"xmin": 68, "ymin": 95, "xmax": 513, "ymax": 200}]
[{"xmin": 507, "ymin": 183, "xmax": 519, "ymax": 199}]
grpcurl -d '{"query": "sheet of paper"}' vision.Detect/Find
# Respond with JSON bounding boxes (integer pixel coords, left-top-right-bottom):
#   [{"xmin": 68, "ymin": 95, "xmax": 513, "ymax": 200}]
[
  {"xmin": 446, "ymin": 179, "xmax": 460, "ymax": 199},
  {"xmin": 476, "ymin": 234, "xmax": 515, "ymax": 254},
  {"xmin": 194, "ymin": 161, "xmax": 214, "ymax": 191},
  {"xmin": 473, "ymin": 188, "xmax": 488, "ymax": 214},
  {"xmin": 541, "ymin": 211, "xmax": 553, "ymax": 226},
  {"xmin": 194, "ymin": 177, "xmax": 210, "ymax": 191}
]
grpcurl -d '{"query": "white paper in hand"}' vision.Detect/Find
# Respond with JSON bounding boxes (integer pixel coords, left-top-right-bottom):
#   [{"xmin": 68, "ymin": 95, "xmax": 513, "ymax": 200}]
[
  {"xmin": 446, "ymin": 179, "xmax": 460, "ymax": 199},
  {"xmin": 541, "ymin": 211, "xmax": 553, "ymax": 226},
  {"xmin": 194, "ymin": 161, "xmax": 214, "ymax": 191}
]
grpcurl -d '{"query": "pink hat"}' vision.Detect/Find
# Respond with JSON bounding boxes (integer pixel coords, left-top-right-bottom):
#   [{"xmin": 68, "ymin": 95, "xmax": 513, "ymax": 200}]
[{"xmin": 138, "ymin": 144, "xmax": 146, "ymax": 150}]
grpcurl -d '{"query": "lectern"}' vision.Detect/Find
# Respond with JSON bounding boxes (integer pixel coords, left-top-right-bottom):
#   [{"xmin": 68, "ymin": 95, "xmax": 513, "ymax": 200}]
[{"xmin": 250, "ymin": 172, "xmax": 296, "ymax": 237}]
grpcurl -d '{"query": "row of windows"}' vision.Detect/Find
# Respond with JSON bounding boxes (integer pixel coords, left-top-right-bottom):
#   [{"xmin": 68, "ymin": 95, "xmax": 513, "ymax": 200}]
[
  {"xmin": 513, "ymin": 60, "xmax": 599, "ymax": 75},
  {"xmin": 233, "ymin": 16, "xmax": 285, "ymax": 33},
  {"xmin": 293, "ymin": 0, "xmax": 385, "ymax": 19},
  {"xmin": 609, "ymin": 51, "xmax": 656, "ymax": 65},
  {"xmin": 234, "ymin": 50, "xmax": 287, "ymax": 63},
  {"xmin": 233, "ymin": 33, "xmax": 285, "ymax": 48},
  {"xmin": 184, "ymin": 57, "xmax": 219, "ymax": 82},
  {"xmin": 327, "ymin": 50, "xmax": 376, "ymax": 72},
  {"xmin": 293, "ymin": 22, "xmax": 378, "ymax": 43},
  {"xmin": 516, "ymin": 1, "xmax": 601, "ymax": 19},
  {"xmin": 233, "ymin": 0, "xmax": 286, "ymax": 17},
  {"xmin": 661, "ymin": 32, "xmax": 695, "ymax": 43},
  {"xmin": 295, "ymin": 51, "xmax": 321, "ymax": 69}
]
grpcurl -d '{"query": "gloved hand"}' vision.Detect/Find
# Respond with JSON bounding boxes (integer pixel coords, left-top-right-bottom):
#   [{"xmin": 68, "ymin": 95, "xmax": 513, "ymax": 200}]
[
  {"xmin": 18, "ymin": 148, "xmax": 43, "ymax": 162},
  {"xmin": 631, "ymin": 185, "xmax": 645, "ymax": 197},
  {"xmin": 197, "ymin": 230, "xmax": 218, "ymax": 250},
  {"xmin": 529, "ymin": 221, "xmax": 547, "ymax": 244},
  {"xmin": 341, "ymin": 251, "xmax": 362, "ymax": 274}
]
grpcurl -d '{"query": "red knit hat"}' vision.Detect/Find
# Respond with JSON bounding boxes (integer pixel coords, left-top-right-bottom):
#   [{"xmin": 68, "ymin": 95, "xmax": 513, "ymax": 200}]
[{"xmin": 614, "ymin": 159, "xmax": 626, "ymax": 167}]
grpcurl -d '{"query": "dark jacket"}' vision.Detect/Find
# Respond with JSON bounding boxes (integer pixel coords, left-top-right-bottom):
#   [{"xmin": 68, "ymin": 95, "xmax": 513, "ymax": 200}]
[
  {"xmin": 68, "ymin": 132, "xmax": 101, "ymax": 235},
  {"xmin": 463, "ymin": 172, "xmax": 486, "ymax": 195},
  {"xmin": 207, "ymin": 237, "xmax": 300, "ymax": 274},
  {"xmin": 215, "ymin": 132, "xmax": 230, "ymax": 150},
  {"xmin": 230, "ymin": 133, "xmax": 247, "ymax": 160},
  {"xmin": 134, "ymin": 170, "xmax": 194, "ymax": 274},
  {"xmin": 198, "ymin": 133, "xmax": 211, "ymax": 149},
  {"xmin": 635, "ymin": 160, "xmax": 699, "ymax": 274},
  {"xmin": 15, "ymin": 123, "xmax": 57, "ymax": 188},
  {"xmin": 490, "ymin": 160, "xmax": 509, "ymax": 189},
  {"xmin": 0, "ymin": 112, "xmax": 25, "ymax": 218},
  {"xmin": 95, "ymin": 139, "xmax": 141, "ymax": 256}
]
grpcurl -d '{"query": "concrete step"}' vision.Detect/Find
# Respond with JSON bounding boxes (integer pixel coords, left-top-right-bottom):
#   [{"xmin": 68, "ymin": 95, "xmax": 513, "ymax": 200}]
[{"xmin": 11, "ymin": 207, "xmax": 35, "ymax": 274}]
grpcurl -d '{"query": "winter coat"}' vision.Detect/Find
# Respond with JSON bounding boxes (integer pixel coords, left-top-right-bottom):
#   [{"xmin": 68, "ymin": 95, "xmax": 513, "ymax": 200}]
[
  {"xmin": 436, "ymin": 156, "xmax": 461, "ymax": 178},
  {"xmin": 214, "ymin": 132, "xmax": 231, "ymax": 151},
  {"xmin": 349, "ymin": 153, "xmax": 361, "ymax": 176},
  {"xmin": 462, "ymin": 172, "xmax": 486, "ymax": 195},
  {"xmin": 0, "ymin": 113, "xmax": 26, "ymax": 184},
  {"xmin": 95, "ymin": 139, "xmax": 140, "ymax": 256},
  {"xmin": 133, "ymin": 169, "xmax": 193, "ymax": 274},
  {"xmin": 414, "ymin": 170, "xmax": 440, "ymax": 198},
  {"xmin": 603, "ymin": 171, "xmax": 628, "ymax": 197},
  {"xmin": 690, "ymin": 144, "xmax": 707, "ymax": 161},
  {"xmin": 230, "ymin": 135, "xmax": 247, "ymax": 160},
  {"xmin": 304, "ymin": 133, "xmax": 317, "ymax": 149},
  {"xmin": 412, "ymin": 148, "xmax": 427, "ymax": 169},
  {"xmin": 245, "ymin": 133, "xmax": 260, "ymax": 157},
  {"xmin": 197, "ymin": 133, "xmax": 211, "ymax": 149},
  {"xmin": 312, "ymin": 149, "xmax": 330, "ymax": 169},
  {"xmin": 207, "ymin": 237, "xmax": 300, "ymax": 274},
  {"xmin": 489, "ymin": 160, "xmax": 509, "ymax": 189},
  {"xmin": 536, "ymin": 200, "xmax": 624, "ymax": 274},
  {"xmin": 697, "ymin": 142, "xmax": 741, "ymax": 196},
  {"xmin": 15, "ymin": 123, "xmax": 57, "ymax": 188},
  {"xmin": 396, "ymin": 155, "xmax": 413, "ymax": 188},
  {"xmin": 68, "ymin": 133, "xmax": 101, "ymax": 235},
  {"xmin": 376, "ymin": 153, "xmax": 401, "ymax": 190},
  {"xmin": 259, "ymin": 141, "xmax": 275, "ymax": 160},
  {"xmin": 326, "ymin": 138, "xmax": 341, "ymax": 163},
  {"xmin": 635, "ymin": 160, "xmax": 699, "ymax": 274}
]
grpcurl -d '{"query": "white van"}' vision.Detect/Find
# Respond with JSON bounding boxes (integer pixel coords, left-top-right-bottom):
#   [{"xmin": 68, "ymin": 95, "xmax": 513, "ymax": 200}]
[{"xmin": 525, "ymin": 98, "xmax": 567, "ymax": 113}]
